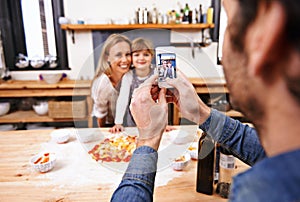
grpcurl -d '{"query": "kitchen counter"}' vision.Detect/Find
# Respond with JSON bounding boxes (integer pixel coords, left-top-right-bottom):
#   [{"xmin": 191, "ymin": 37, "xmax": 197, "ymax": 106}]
[{"xmin": 0, "ymin": 127, "xmax": 250, "ymax": 201}]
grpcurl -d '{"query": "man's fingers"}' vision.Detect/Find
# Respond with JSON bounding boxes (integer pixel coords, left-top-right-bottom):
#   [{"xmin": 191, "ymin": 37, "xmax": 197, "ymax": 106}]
[
  {"xmin": 158, "ymin": 88, "xmax": 167, "ymax": 106},
  {"xmin": 132, "ymin": 75, "xmax": 158, "ymax": 99},
  {"xmin": 140, "ymin": 74, "xmax": 158, "ymax": 88}
]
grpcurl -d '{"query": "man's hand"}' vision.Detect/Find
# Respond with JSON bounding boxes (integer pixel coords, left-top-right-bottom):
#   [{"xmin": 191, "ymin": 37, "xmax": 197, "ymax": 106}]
[
  {"xmin": 130, "ymin": 75, "xmax": 168, "ymax": 151},
  {"xmin": 166, "ymin": 70, "xmax": 211, "ymax": 125}
]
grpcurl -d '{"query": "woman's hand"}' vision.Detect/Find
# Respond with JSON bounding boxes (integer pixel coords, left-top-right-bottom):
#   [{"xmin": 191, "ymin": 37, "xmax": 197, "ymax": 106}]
[
  {"xmin": 130, "ymin": 75, "xmax": 168, "ymax": 151},
  {"xmin": 109, "ymin": 124, "xmax": 124, "ymax": 133}
]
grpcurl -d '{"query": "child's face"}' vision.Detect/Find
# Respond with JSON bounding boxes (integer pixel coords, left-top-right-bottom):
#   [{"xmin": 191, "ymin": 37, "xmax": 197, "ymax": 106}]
[{"xmin": 132, "ymin": 50, "xmax": 152, "ymax": 70}]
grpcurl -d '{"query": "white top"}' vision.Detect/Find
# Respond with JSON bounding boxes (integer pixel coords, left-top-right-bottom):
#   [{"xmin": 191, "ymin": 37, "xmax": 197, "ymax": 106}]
[
  {"xmin": 91, "ymin": 74, "xmax": 119, "ymax": 125},
  {"xmin": 114, "ymin": 71, "xmax": 133, "ymax": 125}
]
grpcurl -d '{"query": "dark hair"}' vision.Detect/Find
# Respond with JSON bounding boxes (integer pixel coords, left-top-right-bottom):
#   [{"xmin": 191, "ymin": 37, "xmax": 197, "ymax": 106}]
[
  {"xmin": 234, "ymin": 0, "xmax": 300, "ymax": 102},
  {"xmin": 232, "ymin": 0, "xmax": 300, "ymax": 52}
]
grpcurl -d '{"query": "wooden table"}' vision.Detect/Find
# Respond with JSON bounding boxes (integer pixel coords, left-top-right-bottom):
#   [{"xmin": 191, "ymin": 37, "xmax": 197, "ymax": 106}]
[{"xmin": 0, "ymin": 127, "xmax": 249, "ymax": 202}]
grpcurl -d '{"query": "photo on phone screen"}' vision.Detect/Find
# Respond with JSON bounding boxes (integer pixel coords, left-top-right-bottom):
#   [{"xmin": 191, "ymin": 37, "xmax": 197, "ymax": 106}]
[{"xmin": 156, "ymin": 52, "xmax": 177, "ymax": 88}]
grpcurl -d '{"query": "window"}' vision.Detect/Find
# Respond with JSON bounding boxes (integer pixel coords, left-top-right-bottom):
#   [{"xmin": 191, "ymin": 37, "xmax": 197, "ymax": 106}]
[
  {"xmin": 0, "ymin": 0, "xmax": 69, "ymax": 71},
  {"xmin": 21, "ymin": 0, "xmax": 57, "ymax": 58},
  {"xmin": 217, "ymin": 3, "xmax": 227, "ymax": 64}
]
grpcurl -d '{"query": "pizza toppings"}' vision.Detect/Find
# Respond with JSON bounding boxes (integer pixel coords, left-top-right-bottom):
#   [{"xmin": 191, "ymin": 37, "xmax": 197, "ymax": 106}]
[
  {"xmin": 88, "ymin": 134, "xmax": 137, "ymax": 162},
  {"xmin": 34, "ymin": 153, "xmax": 50, "ymax": 164}
]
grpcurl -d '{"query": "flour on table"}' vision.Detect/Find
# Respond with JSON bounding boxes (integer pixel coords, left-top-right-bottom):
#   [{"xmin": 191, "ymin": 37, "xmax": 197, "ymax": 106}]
[{"xmin": 31, "ymin": 131, "xmax": 185, "ymax": 188}]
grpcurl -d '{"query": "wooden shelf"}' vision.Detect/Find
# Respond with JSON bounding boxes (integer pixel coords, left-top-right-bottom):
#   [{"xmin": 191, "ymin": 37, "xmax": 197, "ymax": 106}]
[
  {"xmin": 0, "ymin": 111, "xmax": 88, "ymax": 123},
  {"xmin": 224, "ymin": 110, "xmax": 244, "ymax": 117},
  {"xmin": 60, "ymin": 23, "xmax": 214, "ymax": 31},
  {"xmin": 0, "ymin": 80, "xmax": 93, "ymax": 127},
  {"xmin": 189, "ymin": 77, "xmax": 228, "ymax": 94}
]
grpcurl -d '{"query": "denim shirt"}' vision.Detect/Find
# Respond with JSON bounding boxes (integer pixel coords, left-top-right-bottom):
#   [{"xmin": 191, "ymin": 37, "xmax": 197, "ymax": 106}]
[
  {"xmin": 111, "ymin": 109, "xmax": 300, "ymax": 202},
  {"xmin": 111, "ymin": 146, "xmax": 157, "ymax": 202}
]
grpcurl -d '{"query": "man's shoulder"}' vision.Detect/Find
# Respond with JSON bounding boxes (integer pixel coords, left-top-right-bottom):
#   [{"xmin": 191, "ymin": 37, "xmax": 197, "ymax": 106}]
[{"xmin": 231, "ymin": 149, "xmax": 300, "ymax": 202}]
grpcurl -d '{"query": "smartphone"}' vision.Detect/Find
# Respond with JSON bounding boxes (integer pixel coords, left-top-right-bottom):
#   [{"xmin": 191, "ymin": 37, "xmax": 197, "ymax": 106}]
[{"xmin": 155, "ymin": 47, "xmax": 177, "ymax": 88}]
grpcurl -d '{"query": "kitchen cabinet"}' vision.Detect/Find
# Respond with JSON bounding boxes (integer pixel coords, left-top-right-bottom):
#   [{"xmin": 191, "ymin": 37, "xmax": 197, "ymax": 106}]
[{"xmin": 0, "ymin": 80, "xmax": 93, "ymax": 128}]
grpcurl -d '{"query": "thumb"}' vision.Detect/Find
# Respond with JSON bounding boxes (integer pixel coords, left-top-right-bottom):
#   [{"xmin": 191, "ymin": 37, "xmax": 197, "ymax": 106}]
[
  {"xmin": 158, "ymin": 88, "xmax": 167, "ymax": 106},
  {"xmin": 165, "ymin": 77, "xmax": 179, "ymax": 89}
]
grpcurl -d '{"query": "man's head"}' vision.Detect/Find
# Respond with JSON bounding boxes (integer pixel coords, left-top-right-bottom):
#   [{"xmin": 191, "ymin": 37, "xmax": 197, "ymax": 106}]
[{"xmin": 222, "ymin": 0, "xmax": 300, "ymax": 123}]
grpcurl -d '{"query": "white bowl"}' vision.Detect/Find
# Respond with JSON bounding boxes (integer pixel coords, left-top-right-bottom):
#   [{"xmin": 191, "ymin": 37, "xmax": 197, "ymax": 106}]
[
  {"xmin": 30, "ymin": 152, "xmax": 56, "ymax": 173},
  {"xmin": 187, "ymin": 142, "xmax": 198, "ymax": 160},
  {"xmin": 50, "ymin": 129, "xmax": 71, "ymax": 144},
  {"xmin": 171, "ymin": 153, "xmax": 191, "ymax": 171},
  {"xmin": 0, "ymin": 102, "xmax": 10, "ymax": 116},
  {"xmin": 76, "ymin": 131, "xmax": 97, "ymax": 143},
  {"xmin": 30, "ymin": 56, "xmax": 45, "ymax": 68},
  {"xmin": 32, "ymin": 102, "xmax": 48, "ymax": 115},
  {"xmin": 169, "ymin": 129, "xmax": 194, "ymax": 145},
  {"xmin": 40, "ymin": 73, "xmax": 63, "ymax": 84}
]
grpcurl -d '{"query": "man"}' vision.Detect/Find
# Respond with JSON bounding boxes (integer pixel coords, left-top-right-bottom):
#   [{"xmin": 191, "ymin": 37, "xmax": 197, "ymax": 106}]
[
  {"xmin": 111, "ymin": 0, "xmax": 300, "ymax": 201},
  {"xmin": 163, "ymin": 61, "xmax": 175, "ymax": 79}
]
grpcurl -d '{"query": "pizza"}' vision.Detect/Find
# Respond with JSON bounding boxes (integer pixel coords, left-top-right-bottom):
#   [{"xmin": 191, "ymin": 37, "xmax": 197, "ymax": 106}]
[{"xmin": 88, "ymin": 133, "xmax": 137, "ymax": 162}]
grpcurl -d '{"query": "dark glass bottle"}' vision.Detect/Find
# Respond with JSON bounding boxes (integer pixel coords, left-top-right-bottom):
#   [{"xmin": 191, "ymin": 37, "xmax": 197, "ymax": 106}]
[
  {"xmin": 196, "ymin": 133, "xmax": 215, "ymax": 195},
  {"xmin": 182, "ymin": 3, "xmax": 190, "ymax": 23},
  {"xmin": 214, "ymin": 143, "xmax": 220, "ymax": 184},
  {"xmin": 198, "ymin": 4, "xmax": 203, "ymax": 23}
]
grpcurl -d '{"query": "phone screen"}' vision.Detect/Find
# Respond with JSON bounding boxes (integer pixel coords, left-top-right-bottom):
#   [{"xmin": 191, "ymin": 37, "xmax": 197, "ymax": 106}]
[{"xmin": 156, "ymin": 52, "xmax": 176, "ymax": 88}]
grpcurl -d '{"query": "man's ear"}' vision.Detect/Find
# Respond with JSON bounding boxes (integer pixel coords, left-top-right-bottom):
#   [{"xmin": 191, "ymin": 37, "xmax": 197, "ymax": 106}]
[{"xmin": 246, "ymin": 1, "xmax": 286, "ymax": 76}]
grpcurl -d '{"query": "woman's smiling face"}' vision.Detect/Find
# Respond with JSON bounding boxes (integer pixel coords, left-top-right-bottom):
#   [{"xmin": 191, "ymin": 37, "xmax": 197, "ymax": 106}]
[{"xmin": 107, "ymin": 41, "xmax": 132, "ymax": 75}]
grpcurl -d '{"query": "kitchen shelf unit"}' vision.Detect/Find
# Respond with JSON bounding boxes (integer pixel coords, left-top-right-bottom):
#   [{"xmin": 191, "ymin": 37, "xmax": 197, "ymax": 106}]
[
  {"xmin": 60, "ymin": 23, "xmax": 214, "ymax": 31},
  {"xmin": 0, "ymin": 80, "xmax": 93, "ymax": 128},
  {"xmin": 61, "ymin": 23, "xmax": 214, "ymax": 44}
]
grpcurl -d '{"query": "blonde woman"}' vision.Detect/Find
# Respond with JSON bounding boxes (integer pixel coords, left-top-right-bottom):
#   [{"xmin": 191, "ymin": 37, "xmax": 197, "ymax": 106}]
[{"xmin": 91, "ymin": 34, "xmax": 132, "ymax": 127}]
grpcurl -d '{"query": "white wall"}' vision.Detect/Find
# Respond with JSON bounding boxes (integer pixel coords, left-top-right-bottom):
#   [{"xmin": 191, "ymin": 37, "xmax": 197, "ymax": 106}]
[{"xmin": 12, "ymin": 0, "xmax": 224, "ymax": 80}]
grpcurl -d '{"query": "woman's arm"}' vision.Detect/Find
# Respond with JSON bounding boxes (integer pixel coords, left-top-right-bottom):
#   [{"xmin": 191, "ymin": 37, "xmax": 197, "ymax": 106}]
[{"xmin": 91, "ymin": 75, "xmax": 110, "ymax": 126}]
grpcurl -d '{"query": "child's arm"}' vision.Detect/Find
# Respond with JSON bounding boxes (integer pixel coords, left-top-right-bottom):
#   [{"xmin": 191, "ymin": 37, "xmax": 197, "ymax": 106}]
[{"xmin": 111, "ymin": 72, "xmax": 133, "ymax": 133}]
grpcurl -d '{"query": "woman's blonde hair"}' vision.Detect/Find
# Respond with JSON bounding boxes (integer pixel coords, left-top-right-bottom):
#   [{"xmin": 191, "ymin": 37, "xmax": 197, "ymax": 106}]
[
  {"xmin": 93, "ymin": 34, "xmax": 131, "ymax": 81},
  {"xmin": 131, "ymin": 37, "xmax": 154, "ymax": 56}
]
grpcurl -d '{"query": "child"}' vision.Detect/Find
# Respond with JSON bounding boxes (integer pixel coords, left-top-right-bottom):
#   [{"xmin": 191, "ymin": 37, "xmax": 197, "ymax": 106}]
[{"xmin": 111, "ymin": 37, "xmax": 155, "ymax": 132}]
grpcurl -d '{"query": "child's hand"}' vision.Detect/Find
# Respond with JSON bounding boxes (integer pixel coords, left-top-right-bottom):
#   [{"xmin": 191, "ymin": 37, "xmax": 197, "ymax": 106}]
[
  {"xmin": 165, "ymin": 125, "xmax": 176, "ymax": 132},
  {"xmin": 109, "ymin": 124, "xmax": 124, "ymax": 133}
]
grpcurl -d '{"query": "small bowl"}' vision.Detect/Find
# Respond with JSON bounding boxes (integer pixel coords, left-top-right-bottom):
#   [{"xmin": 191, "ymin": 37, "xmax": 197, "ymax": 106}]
[
  {"xmin": 50, "ymin": 129, "xmax": 71, "ymax": 144},
  {"xmin": 40, "ymin": 73, "xmax": 64, "ymax": 84},
  {"xmin": 0, "ymin": 102, "xmax": 10, "ymax": 116},
  {"xmin": 32, "ymin": 102, "xmax": 48, "ymax": 116},
  {"xmin": 76, "ymin": 131, "xmax": 97, "ymax": 143},
  {"xmin": 187, "ymin": 142, "xmax": 198, "ymax": 160},
  {"xmin": 45, "ymin": 55, "xmax": 58, "ymax": 68},
  {"xmin": 169, "ymin": 130, "xmax": 193, "ymax": 145},
  {"xmin": 171, "ymin": 153, "xmax": 191, "ymax": 171},
  {"xmin": 15, "ymin": 54, "xmax": 29, "ymax": 68},
  {"xmin": 30, "ymin": 152, "xmax": 56, "ymax": 173},
  {"xmin": 30, "ymin": 56, "xmax": 45, "ymax": 68}
]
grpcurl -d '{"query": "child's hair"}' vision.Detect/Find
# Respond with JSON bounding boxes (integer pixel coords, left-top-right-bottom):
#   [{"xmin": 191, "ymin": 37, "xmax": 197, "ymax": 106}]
[{"xmin": 131, "ymin": 37, "xmax": 154, "ymax": 56}]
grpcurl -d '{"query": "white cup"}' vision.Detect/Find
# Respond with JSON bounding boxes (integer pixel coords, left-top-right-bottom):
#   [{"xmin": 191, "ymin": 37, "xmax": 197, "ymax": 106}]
[{"xmin": 58, "ymin": 17, "xmax": 69, "ymax": 24}]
